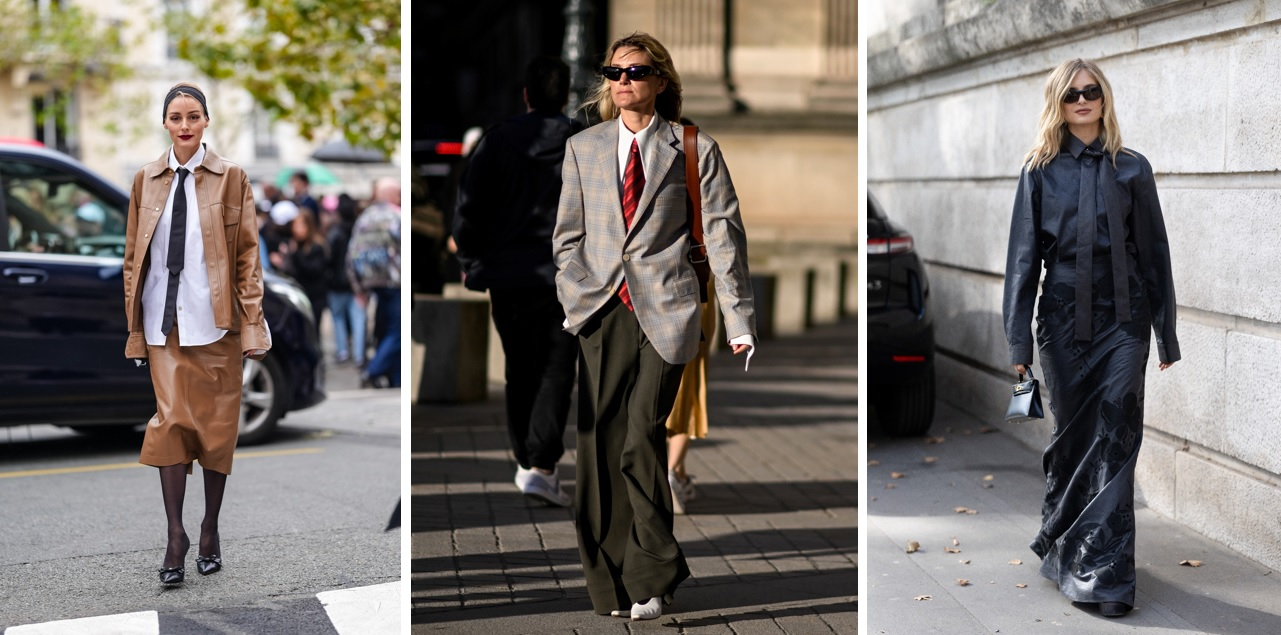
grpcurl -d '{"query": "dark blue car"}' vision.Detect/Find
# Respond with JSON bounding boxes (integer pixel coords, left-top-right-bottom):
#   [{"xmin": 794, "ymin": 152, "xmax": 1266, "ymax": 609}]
[{"xmin": 0, "ymin": 141, "xmax": 324, "ymax": 444}]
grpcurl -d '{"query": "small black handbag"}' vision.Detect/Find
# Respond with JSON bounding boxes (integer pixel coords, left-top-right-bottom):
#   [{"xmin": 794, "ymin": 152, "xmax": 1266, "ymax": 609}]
[{"xmin": 1005, "ymin": 367, "xmax": 1044, "ymax": 423}]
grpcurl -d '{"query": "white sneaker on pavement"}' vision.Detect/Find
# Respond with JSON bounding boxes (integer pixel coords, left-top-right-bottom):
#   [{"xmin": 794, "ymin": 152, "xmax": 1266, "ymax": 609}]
[
  {"xmin": 630, "ymin": 596, "xmax": 662, "ymax": 621},
  {"xmin": 519, "ymin": 466, "xmax": 572, "ymax": 507}
]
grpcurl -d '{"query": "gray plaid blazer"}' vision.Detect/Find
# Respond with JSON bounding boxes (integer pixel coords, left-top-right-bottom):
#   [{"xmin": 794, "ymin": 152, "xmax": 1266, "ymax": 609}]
[{"xmin": 553, "ymin": 115, "xmax": 756, "ymax": 364}]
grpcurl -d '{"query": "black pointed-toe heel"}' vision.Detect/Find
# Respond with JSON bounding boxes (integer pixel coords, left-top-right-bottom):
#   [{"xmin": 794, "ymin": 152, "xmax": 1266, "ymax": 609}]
[
  {"xmin": 195, "ymin": 555, "xmax": 222, "ymax": 575},
  {"xmin": 159, "ymin": 566, "xmax": 185, "ymax": 585}
]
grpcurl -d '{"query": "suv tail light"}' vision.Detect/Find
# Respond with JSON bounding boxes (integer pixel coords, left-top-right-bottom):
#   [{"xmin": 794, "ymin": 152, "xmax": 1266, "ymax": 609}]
[{"xmin": 867, "ymin": 235, "xmax": 913, "ymax": 255}]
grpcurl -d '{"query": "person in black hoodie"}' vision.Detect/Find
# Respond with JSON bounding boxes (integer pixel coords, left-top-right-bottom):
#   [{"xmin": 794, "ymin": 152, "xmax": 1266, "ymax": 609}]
[{"xmin": 453, "ymin": 55, "xmax": 582, "ymax": 507}]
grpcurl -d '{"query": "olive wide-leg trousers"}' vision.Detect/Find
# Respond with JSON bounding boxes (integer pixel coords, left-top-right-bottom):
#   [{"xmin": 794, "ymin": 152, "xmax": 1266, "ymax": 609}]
[{"xmin": 574, "ymin": 296, "xmax": 690, "ymax": 614}]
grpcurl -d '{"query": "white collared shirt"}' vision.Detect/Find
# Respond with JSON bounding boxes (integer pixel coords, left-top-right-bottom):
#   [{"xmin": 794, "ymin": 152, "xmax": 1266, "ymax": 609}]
[
  {"xmin": 142, "ymin": 144, "xmax": 227, "ymax": 346},
  {"xmin": 615, "ymin": 114, "xmax": 662, "ymax": 192}
]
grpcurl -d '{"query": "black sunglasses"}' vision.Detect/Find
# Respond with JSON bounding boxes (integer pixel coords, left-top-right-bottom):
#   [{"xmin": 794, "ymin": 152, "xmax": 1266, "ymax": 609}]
[
  {"xmin": 1062, "ymin": 85, "xmax": 1103, "ymax": 103},
  {"xmin": 600, "ymin": 65, "xmax": 660, "ymax": 81}
]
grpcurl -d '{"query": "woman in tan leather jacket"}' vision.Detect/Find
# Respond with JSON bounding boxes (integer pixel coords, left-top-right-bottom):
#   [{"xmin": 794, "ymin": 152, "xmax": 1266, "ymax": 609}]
[{"xmin": 122, "ymin": 82, "xmax": 272, "ymax": 585}]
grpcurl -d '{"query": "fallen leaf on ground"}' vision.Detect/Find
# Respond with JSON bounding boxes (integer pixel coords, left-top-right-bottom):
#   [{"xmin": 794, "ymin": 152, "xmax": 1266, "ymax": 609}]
[
  {"xmin": 926, "ymin": 436, "xmax": 946, "ymax": 444},
  {"xmin": 868, "ymin": 459, "xmax": 881, "ymax": 466},
  {"xmin": 952, "ymin": 537, "xmax": 960, "ymax": 546},
  {"xmin": 960, "ymin": 559, "xmax": 971, "ymax": 564},
  {"xmin": 962, "ymin": 429, "xmax": 973, "ymax": 435},
  {"xmin": 954, "ymin": 506, "xmax": 978, "ymax": 514},
  {"xmin": 923, "ymin": 456, "xmax": 939, "ymax": 464},
  {"xmin": 983, "ymin": 483, "xmax": 995, "ymax": 489},
  {"xmin": 871, "ymin": 496, "xmax": 878, "ymax": 502},
  {"xmin": 956, "ymin": 578, "xmax": 970, "ymax": 586},
  {"xmin": 891, "ymin": 472, "xmax": 906, "ymax": 479},
  {"xmin": 1180, "ymin": 560, "xmax": 1203, "ymax": 567},
  {"xmin": 1009, "ymin": 559, "xmax": 1022, "ymax": 565},
  {"xmin": 1016, "ymin": 583, "xmax": 1027, "ymax": 588},
  {"xmin": 980, "ymin": 426, "xmax": 997, "ymax": 433},
  {"xmin": 983, "ymin": 474, "xmax": 995, "ymax": 481},
  {"xmin": 914, "ymin": 595, "xmax": 931, "ymax": 601},
  {"xmin": 885, "ymin": 483, "xmax": 897, "ymax": 490},
  {"xmin": 906, "ymin": 541, "xmax": 920, "ymax": 553},
  {"xmin": 945, "ymin": 547, "xmax": 962, "ymax": 553}
]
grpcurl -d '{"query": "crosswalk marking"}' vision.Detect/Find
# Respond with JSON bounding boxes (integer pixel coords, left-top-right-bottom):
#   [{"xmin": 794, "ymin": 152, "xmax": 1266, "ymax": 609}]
[
  {"xmin": 318, "ymin": 581, "xmax": 401, "ymax": 635},
  {"xmin": 4, "ymin": 610, "xmax": 158, "ymax": 634},
  {"xmin": 3, "ymin": 582, "xmax": 399, "ymax": 634}
]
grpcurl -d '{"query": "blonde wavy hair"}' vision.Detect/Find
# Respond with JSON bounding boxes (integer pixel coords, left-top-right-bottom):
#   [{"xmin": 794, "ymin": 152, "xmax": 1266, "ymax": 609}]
[
  {"xmin": 1024, "ymin": 59, "xmax": 1129, "ymax": 170},
  {"xmin": 580, "ymin": 32, "xmax": 683, "ymax": 123}
]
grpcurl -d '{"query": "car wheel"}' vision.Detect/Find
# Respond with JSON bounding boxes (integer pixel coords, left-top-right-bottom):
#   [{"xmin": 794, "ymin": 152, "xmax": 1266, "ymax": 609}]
[
  {"xmin": 239, "ymin": 354, "xmax": 289, "ymax": 445},
  {"xmin": 874, "ymin": 362, "xmax": 936, "ymax": 437}
]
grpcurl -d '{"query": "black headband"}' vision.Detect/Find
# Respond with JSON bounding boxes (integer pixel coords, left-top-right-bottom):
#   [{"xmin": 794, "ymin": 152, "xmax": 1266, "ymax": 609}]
[{"xmin": 163, "ymin": 86, "xmax": 208, "ymax": 119}]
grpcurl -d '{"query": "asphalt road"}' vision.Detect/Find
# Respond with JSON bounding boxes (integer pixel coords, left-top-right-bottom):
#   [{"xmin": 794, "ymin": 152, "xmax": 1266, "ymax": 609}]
[{"xmin": 0, "ymin": 373, "xmax": 402, "ymax": 633}]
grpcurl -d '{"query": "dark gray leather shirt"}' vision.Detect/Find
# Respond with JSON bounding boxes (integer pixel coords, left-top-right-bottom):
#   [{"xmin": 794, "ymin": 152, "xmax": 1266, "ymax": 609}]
[{"xmin": 1002, "ymin": 135, "xmax": 1180, "ymax": 366}]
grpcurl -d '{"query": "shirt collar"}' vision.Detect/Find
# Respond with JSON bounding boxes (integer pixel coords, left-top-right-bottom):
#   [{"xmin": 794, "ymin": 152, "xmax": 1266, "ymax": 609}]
[
  {"xmin": 617, "ymin": 113, "xmax": 662, "ymax": 149},
  {"xmin": 168, "ymin": 143, "xmax": 207, "ymax": 172},
  {"xmin": 1064, "ymin": 134, "xmax": 1104, "ymax": 159}
]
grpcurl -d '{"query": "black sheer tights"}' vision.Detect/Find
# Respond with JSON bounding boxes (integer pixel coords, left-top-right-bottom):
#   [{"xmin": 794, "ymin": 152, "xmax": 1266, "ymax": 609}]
[{"xmin": 158, "ymin": 464, "xmax": 227, "ymax": 569}]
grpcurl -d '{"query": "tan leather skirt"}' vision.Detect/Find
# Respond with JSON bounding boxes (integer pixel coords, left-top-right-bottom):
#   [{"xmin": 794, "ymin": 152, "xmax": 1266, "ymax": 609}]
[{"xmin": 139, "ymin": 330, "xmax": 241, "ymax": 475}]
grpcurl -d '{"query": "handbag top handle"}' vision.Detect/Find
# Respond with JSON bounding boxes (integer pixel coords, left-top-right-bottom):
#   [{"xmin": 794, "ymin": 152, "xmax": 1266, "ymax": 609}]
[
  {"xmin": 683, "ymin": 125, "xmax": 706, "ymax": 258},
  {"xmin": 1019, "ymin": 366, "xmax": 1036, "ymax": 382}
]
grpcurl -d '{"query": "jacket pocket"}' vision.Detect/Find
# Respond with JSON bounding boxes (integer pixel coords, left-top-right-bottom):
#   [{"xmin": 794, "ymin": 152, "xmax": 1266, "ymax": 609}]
[
  {"xmin": 674, "ymin": 272, "xmax": 697, "ymax": 297},
  {"xmin": 217, "ymin": 204, "xmax": 239, "ymax": 243},
  {"xmin": 563, "ymin": 260, "xmax": 591, "ymax": 282}
]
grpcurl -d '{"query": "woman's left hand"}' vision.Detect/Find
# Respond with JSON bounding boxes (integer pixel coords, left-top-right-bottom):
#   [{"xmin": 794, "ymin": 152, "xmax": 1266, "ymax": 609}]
[{"xmin": 1159, "ymin": 361, "xmax": 1175, "ymax": 371}]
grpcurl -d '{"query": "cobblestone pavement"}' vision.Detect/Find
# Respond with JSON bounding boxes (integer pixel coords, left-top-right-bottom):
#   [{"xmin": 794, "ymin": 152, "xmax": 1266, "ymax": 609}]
[{"xmin": 411, "ymin": 319, "xmax": 858, "ymax": 633}]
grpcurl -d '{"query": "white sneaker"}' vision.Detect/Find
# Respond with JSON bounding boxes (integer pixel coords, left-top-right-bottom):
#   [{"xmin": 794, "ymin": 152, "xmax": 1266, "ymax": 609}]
[
  {"xmin": 668, "ymin": 470, "xmax": 694, "ymax": 515},
  {"xmin": 520, "ymin": 467, "xmax": 572, "ymax": 507},
  {"xmin": 514, "ymin": 466, "xmax": 533, "ymax": 490},
  {"xmin": 630, "ymin": 596, "xmax": 662, "ymax": 621}
]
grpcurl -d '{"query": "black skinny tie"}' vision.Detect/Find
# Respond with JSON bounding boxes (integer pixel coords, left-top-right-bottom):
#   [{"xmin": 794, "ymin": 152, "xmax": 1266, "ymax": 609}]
[
  {"xmin": 1074, "ymin": 148, "xmax": 1130, "ymax": 342},
  {"xmin": 160, "ymin": 167, "xmax": 189, "ymax": 336}
]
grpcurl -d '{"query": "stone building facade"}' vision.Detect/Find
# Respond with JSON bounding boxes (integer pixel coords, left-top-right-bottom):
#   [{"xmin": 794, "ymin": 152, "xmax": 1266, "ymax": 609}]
[
  {"xmin": 609, "ymin": 0, "xmax": 857, "ymax": 249},
  {"xmin": 868, "ymin": 0, "xmax": 1281, "ymax": 570}
]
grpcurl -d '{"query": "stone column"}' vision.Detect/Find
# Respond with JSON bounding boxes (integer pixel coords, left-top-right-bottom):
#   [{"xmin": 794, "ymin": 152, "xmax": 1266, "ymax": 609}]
[
  {"xmin": 657, "ymin": 0, "xmax": 734, "ymax": 116},
  {"xmin": 809, "ymin": 0, "xmax": 857, "ymax": 114}
]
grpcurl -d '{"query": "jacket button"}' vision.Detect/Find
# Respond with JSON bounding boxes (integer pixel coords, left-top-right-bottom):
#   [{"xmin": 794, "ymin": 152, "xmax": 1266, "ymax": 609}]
[{"xmin": 622, "ymin": 254, "xmax": 631, "ymax": 261}]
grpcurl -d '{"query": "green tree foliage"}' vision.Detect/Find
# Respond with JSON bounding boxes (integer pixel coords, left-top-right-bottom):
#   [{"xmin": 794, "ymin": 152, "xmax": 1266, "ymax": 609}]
[
  {"xmin": 168, "ymin": 0, "xmax": 401, "ymax": 158},
  {"xmin": 0, "ymin": 0, "xmax": 131, "ymax": 90}
]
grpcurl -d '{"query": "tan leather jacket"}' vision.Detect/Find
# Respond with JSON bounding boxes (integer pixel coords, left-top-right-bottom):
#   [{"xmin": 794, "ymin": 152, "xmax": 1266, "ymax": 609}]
[{"xmin": 122, "ymin": 146, "xmax": 271, "ymax": 360}]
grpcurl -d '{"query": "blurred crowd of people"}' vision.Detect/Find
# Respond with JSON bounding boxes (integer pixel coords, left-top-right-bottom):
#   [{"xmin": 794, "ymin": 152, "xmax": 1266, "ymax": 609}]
[{"xmin": 254, "ymin": 170, "xmax": 402, "ymax": 388}]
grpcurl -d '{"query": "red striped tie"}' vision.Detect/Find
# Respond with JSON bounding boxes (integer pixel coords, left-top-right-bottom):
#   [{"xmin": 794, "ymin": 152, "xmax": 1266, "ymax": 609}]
[{"xmin": 619, "ymin": 138, "xmax": 644, "ymax": 311}]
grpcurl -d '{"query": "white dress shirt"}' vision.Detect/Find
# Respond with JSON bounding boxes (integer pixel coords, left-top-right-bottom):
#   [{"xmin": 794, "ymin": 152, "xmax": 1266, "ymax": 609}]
[
  {"xmin": 614, "ymin": 117, "xmax": 756, "ymax": 369},
  {"xmin": 142, "ymin": 144, "xmax": 228, "ymax": 346}
]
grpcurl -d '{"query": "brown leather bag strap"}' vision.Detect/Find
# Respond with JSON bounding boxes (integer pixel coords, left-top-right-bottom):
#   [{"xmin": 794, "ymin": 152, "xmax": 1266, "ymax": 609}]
[{"xmin": 683, "ymin": 125, "xmax": 704, "ymax": 251}]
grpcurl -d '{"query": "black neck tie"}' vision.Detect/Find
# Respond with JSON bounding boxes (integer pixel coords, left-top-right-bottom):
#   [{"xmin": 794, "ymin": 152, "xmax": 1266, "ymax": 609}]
[
  {"xmin": 160, "ymin": 167, "xmax": 189, "ymax": 337},
  {"xmin": 1074, "ymin": 147, "xmax": 1130, "ymax": 342}
]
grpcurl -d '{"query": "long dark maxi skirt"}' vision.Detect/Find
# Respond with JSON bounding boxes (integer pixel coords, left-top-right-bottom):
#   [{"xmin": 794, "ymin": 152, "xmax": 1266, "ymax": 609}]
[{"xmin": 1031, "ymin": 256, "xmax": 1152, "ymax": 606}]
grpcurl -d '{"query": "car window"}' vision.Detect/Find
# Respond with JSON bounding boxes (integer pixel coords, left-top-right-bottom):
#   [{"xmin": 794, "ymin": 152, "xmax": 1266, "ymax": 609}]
[
  {"xmin": 867, "ymin": 193, "xmax": 886, "ymax": 220},
  {"xmin": 1, "ymin": 158, "xmax": 126, "ymax": 257}
]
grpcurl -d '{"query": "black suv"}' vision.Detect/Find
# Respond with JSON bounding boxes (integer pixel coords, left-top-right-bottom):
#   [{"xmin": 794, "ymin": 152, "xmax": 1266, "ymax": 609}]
[
  {"xmin": 867, "ymin": 191, "xmax": 936, "ymax": 436},
  {"xmin": 0, "ymin": 141, "xmax": 324, "ymax": 444}
]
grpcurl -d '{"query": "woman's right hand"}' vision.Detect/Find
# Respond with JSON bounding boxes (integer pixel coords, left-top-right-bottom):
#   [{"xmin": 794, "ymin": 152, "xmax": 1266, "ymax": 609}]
[{"xmin": 1014, "ymin": 364, "xmax": 1027, "ymax": 376}]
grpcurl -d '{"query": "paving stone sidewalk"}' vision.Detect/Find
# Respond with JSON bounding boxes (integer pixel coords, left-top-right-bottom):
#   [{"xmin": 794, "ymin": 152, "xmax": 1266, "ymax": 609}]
[
  {"xmin": 866, "ymin": 399, "xmax": 1281, "ymax": 634},
  {"xmin": 411, "ymin": 319, "xmax": 858, "ymax": 633}
]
